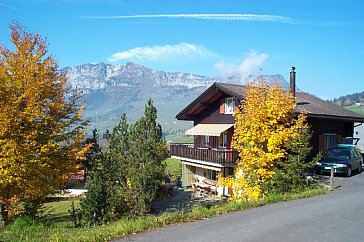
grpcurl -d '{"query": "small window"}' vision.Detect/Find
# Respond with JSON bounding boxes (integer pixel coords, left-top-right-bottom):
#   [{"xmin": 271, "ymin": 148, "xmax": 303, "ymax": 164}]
[
  {"xmin": 225, "ymin": 98, "xmax": 236, "ymax": 114},
  {"xmin": 219, "ymin": 132, "xmax": 228, "ymax": 148}
]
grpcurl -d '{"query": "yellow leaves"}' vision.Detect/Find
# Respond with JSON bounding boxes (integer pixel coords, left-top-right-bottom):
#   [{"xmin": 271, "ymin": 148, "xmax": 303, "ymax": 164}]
[
  {"xmin": 127, "ymin": 179, "xmax": 132, "ymax": 189},
  {"xmin": 218, "ymin": 79, "xmax": 309, "ymax": 201},
  {"xmin": 0, "ymin": 23, "xmax": 88, "ymax": 208}
]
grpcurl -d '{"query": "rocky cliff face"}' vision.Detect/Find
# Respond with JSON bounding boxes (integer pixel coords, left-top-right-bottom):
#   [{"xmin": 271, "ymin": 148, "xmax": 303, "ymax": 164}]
[{"xmin": 63, "ymin": 62, "xmax": 216, "ymax": 93}]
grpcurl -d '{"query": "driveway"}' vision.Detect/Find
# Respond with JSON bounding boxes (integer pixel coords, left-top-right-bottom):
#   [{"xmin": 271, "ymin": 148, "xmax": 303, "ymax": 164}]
[{"xmin": 116, "ymin": 172, "xmax": 364, "ymax": 242}]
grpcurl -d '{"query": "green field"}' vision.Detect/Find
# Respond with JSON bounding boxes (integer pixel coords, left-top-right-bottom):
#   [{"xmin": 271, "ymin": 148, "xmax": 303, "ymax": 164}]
[{"xmin": 346, "ymin": 104, "xmax": 364, "ymax": 116}]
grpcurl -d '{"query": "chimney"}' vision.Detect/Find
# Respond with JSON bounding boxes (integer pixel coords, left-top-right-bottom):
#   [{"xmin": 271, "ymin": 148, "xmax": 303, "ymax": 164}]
[{"xmin": 290, "ymin": 66, "xmax": 296, "ymax": 97}]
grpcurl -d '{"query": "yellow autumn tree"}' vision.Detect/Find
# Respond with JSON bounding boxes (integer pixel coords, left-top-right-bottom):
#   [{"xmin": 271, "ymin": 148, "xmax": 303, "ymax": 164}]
[
  {"xmin": 0, "ymin": 23, "xmax": 88, "ymax": 221},
  {"xmin": 218, "ymin": 80, "xmax": 308, "ymax": 201}
]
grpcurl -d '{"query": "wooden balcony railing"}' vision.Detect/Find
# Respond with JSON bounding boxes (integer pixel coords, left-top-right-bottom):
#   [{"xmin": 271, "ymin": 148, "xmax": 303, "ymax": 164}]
[{"xmin": 169, "ymin": 143, "xmax": 238, "ymax": 165}]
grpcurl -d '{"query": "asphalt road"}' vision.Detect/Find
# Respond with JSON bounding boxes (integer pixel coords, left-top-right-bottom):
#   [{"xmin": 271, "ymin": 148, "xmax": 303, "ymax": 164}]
[{"xmin": 117, "ymin": 173, "xmax": 364, "ymax": 242}]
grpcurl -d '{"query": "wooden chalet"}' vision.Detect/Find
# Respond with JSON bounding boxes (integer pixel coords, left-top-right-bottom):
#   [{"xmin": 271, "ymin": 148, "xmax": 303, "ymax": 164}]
[{"xmin": 170, "ymin": 67, "xmax": 364, "ymax": 196}]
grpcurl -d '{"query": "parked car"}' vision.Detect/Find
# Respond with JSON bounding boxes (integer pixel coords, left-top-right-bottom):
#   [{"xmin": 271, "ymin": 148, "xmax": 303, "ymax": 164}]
[{"xmin": 316, "ymin": 145, "xmax": 363, "ymax": 177}]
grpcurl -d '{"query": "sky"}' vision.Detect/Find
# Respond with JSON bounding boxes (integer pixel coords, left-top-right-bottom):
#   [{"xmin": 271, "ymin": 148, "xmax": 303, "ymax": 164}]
[{"xmin": 1, "ymin": 0, "xmax": 364, "ymax": 99}]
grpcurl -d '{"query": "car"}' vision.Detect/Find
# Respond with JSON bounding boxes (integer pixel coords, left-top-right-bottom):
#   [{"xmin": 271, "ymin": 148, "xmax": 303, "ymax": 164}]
[{"xmin": 316, "ymin": 145, "xmax": 363, "ymax": 177}]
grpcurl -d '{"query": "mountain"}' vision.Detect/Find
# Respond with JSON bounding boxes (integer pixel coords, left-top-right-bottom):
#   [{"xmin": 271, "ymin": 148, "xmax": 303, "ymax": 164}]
[
  {"xmin": 62, "ymin": 62, "xmax": 217, "ymax": 134},
  {"xmin": 63, "ymin": 62, "xmax": 291, "ymax": 135}
]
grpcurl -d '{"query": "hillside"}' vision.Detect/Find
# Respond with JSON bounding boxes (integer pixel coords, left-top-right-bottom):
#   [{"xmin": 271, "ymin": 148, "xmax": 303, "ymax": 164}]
[
  {"xmin": 331, "ymin": 91, "xmax": 364, "ymax": 117},
  {"xmin": 332, "ymin": 91, "xmax": 364, "ymax": 107}
]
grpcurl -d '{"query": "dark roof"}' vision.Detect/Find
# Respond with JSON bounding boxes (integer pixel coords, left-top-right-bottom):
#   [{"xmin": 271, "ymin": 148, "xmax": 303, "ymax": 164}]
[
  {"xmin": 295, "ymin": 92, "xmax": 364, "ymax": 122},
  {"xmin": 176, "ymin": 82, "xmax": 364, "ymax": 123}
]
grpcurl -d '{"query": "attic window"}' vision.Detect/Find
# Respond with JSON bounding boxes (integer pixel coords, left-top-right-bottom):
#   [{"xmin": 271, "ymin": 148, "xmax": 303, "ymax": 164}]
[{"xmin": 225, "ymin": 98, "xmax": 236, "ymax": 114}]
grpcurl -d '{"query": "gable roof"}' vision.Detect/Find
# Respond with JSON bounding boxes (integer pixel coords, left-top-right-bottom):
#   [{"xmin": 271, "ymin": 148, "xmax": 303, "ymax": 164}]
[{"xmin": 176, "ymin": 82, "xmax": 364, "ymax": 123}]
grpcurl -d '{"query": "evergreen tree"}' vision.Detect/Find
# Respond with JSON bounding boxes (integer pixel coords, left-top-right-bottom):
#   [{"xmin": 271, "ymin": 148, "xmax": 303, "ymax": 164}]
[
  {"xmin": 126, "ymin": 99, "xmax": 169, "ymax": 216},
  {"xmin": 104, "ymin": 114, "xmax": 129, "ymax": 219},
  {"xmin": 84, "ymin": 129, "xmax": 103, "ymax": 182},
  {"xmin": 270, "ymin": 128, "xmax": 320, "ymax": 193},
  {"xmin": 73, "ymin": 100, "xmax": 169, "ymax": 224},
  {"xmin": 78, "ymin": 170, "xmax": 108, "ymax": 226}
]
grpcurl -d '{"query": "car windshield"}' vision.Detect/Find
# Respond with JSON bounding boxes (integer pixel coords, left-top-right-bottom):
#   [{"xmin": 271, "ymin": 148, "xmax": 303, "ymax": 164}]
[{"xmin": 324, "ymin": 148, "xmax": 350, "ymax": 159}]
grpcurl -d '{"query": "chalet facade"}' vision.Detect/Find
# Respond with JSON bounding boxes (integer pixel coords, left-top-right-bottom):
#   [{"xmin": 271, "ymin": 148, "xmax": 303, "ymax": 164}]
[{"xmin": 170, "ymin": 68, "xmax": 364, "ymax": 196}]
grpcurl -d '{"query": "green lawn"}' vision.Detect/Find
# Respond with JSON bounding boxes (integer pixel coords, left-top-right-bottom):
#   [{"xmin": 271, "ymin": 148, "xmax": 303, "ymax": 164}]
[{"xmin": 164, "ymin": 158, "xmax": 182, "ymax": 181}]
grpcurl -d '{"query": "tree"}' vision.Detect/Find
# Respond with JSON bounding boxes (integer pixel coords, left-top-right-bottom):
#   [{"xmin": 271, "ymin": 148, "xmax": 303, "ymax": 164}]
[
  {"xmin": 73, "ymin": 100, "xmax": 169, "ymax": 225},
  {"xmin": 125, "ymin": 99, "xmax": 169, "ymax": 215},
  {"xmin": 84, "ymin": 129, "xmax": 103, "ymax": 182},
  {"xmin": 218, "ymin": 80, "xmax": 309, "ymax": 201},
  {"xmin": 0, "ymin": 23, "xmax": 88, "ymax": 222},
  {"xmin": 270, "ymin": 127, "xmax": 319, "ymax": 193},
  {"xmin": 77, "ymin": 170, "xmax": 108, "ymax": 226}
]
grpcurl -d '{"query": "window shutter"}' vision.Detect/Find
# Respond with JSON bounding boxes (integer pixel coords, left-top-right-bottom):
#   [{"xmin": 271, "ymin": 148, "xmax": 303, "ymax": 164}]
[
  {"xmin": 318, "ymin": 135, "xmax": 325, "ymax": 152},
  {"xmin": 220, "ymin": 99, "xmax": 225, "ymax": 114}
]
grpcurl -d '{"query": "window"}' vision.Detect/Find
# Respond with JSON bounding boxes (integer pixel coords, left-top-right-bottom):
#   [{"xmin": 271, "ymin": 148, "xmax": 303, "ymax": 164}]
[
  {"xmin": 225, "ymin": 98, "xmax": 236, "ymax": 114},
  {"xmin": 206, "ymin": 170, "xmax": 217, "ymax": 181},
  {"xmin": 219, "ymin": 132, "xmax": 228, "ymax": 148},
  {"xmin": 201, "ymin": 135, "xmax": 209, "ymax": 147},
  {"xmin": 324, "ymin": 134, "xmax": 336, "ymax": 150}
]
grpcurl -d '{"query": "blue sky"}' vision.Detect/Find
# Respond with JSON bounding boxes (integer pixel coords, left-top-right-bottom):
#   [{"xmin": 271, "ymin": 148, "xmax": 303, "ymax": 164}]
[{"xmin": 1, "ymin": 0, "xmax": 363, "ymax": 99}]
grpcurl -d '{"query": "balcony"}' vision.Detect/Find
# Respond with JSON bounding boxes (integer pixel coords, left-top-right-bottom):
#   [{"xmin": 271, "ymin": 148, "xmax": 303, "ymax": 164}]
[{"xmin": 169, "ymin": 143, "xmax": 238, "ymax": 166}]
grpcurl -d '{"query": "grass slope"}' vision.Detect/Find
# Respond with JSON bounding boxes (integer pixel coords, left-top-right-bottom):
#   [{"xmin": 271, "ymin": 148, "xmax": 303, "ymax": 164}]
[{"xmin": 346, "ymin": 104, "xmax": 364, "ymax": 116}]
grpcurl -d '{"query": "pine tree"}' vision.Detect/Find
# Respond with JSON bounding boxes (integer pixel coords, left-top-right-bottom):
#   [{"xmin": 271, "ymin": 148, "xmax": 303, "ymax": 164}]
[
  {"xmin": 75, "ymin": 100, "xmax": 169, "ymax": 223},
  {"xmin": 270, "ymin": 128, "xmax": 320, "ymax": 193},
  {"xmin": 126, "ymin": 99, "xmax": 169, "ymax": 215},
  {"xmin": 84, "ymin": 129, "xmax": 103, "ymax": 182},
  {"xmin": 78, "ymin": 170, "xmax": 108, "ymax": 226},
  {"xmin": 104, "ymin": 114, "xmax": 129, "ymax": 219}
]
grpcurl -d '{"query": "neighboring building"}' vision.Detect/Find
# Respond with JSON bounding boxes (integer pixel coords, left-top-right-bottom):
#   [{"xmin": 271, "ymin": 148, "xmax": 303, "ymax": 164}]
[
  {"xmin": 170, "ymin": 68, "xmax": 364, "ymax": 196},
  {"xmin": 354, "ymin": 123, "xmax": 364, "ymax": 154}
]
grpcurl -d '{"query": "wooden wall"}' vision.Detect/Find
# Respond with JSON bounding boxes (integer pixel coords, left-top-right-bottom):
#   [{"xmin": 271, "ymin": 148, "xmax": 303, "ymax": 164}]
[{"xmin": 308, "ymin": 117, "xmax": 354, "ymax": 156}]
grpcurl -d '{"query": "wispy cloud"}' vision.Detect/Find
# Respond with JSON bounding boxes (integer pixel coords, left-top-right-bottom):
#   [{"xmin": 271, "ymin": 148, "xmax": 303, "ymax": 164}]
[
  {"xmin": 81, "ymin": 13, "xmax": 351, "ymax": 27},
  {"xmin": 214, "ymin": 51, "xmax": 269, "ymax": 83},
  {"xmin": 0, "ymin": 2, "xmax": 16, "ymax": 10},
  {"xmin": 81, "ymin": 13, "xmax": 294, "ymax": 24},
  {"xmin": 107, "ymin": 43, "xmax": 216, "ymax": 62}
]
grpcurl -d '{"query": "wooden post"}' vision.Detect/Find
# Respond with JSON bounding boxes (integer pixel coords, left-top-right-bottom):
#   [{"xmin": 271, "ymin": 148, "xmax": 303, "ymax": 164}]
[{"xmin": 330, "ymin": 167, "xmax": 334, "ymax": 189}]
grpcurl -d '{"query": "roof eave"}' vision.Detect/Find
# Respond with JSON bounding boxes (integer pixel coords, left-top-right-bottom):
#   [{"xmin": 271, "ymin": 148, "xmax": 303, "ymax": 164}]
[{"xmin": 306, "ymin": 113, "xmax": 364, "ymax": 123}]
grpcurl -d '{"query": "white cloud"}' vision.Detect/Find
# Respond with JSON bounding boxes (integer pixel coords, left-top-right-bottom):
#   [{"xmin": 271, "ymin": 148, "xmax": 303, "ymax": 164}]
[
  {"xmin": 81, "ymin": 13, "xmax": 294, "ymax": 24},
  {"xmin": 214, "ymin": 51, "xmax": 269, "ymax": 83},
  {"xmin": 107, "ymin": 43, "xmax": 215, "ymax": 62}
]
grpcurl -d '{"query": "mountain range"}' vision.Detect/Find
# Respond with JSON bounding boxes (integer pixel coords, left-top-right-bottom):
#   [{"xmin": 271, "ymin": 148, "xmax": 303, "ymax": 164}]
[{"xmin": 62, "ymin": 62, "xmax": 290, "ymax": 135}]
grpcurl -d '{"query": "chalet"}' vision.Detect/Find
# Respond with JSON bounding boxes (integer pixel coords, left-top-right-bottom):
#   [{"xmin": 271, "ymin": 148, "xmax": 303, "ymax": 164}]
[{"xmin": 170, "ymin": 67, "xmax": 364, "ymax": 196}]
